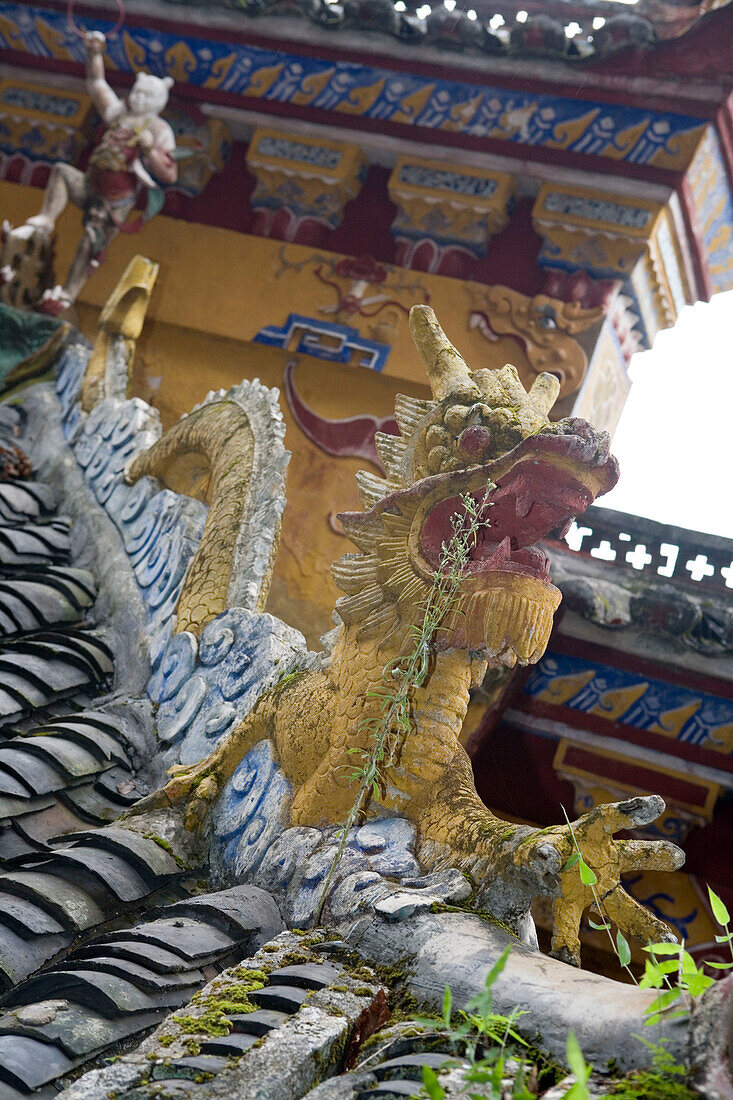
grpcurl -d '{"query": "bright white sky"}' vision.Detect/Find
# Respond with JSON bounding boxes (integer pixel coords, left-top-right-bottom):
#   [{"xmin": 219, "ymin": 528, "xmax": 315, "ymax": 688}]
[{"xmin": 599, "ymin": 290, "xmax": 733, "ymax": 540}]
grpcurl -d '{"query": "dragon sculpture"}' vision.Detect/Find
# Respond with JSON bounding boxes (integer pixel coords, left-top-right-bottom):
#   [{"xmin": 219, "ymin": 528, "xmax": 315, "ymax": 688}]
[{"xmin": 125, "ymin": 304, "xmax": 684, "ymax": 968}]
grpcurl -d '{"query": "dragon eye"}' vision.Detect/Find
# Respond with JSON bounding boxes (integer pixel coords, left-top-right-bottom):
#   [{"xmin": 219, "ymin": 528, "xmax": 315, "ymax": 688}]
[{"xmin": 538, "ymin": 314, "xmax": 557, "ymax": 330}]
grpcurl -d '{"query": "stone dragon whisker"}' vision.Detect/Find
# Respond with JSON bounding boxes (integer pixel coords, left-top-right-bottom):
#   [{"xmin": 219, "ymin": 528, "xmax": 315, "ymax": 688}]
[{"xmin": 129, "ymin": 304, "xmax": 683, "ymax": 968}]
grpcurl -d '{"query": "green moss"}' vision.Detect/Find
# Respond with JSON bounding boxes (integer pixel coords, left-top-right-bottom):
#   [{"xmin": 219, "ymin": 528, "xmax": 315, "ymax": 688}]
[
  {"xmin": 172, "ymin": 971, "xmax": 268, "ymax": 1038},
  {"xmin": 515, "ymin": 826, "xmax": 556, "ymax": 847},
  {"xmin": 355, "ymin": 1016, "xmax": 442, "ymax": 1061},
  {"xmin": 353, "ymin": 987, "xmax": 374, "ymax": 997},
  {"xmin": 608, "ymin": 1072, "xmax": 697, "ymax": 1099},
  {"xmin": 348, "ymin": 964, "xmax": 377, "ymax": 981},
  {"xmin": 429, "ymin": 900, "xmax": 517, "ymax": 939},
  {"xmin": 261, "ymin": 944, "xmax": 280, "ymax": 953},
  {"xmin": 298, "ymin": 932, "xmax": 327, "ymax": 947},
  {"xmin": 157, "ymin": 1035, "xmax": 174, "ymax": 1048},
  {"xmin": 225, "ymin": 968, "xmax": 269, "ymax": 983},
  {"xmin": 273, "ymin": 951, "xmax": 310, "ymax": 967},
  {"xmin": 272, "ymin": 670, "xmax": 308, "ymax": 698},
  {"xmin": 372, "ymin": 961, "xmax": 419, "ymax": 1016},
  {"xmin": 143, "ymin": 834, "xmax": 186, "ymax": 869},
  {"xmin": 520, "ymin": 1044, "xmax": 565, "ymax": 1092}
]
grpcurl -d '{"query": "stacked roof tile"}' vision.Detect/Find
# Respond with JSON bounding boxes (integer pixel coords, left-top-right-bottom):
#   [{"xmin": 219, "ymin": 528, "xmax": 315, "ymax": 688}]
[{"xmin": 0, "ymin": 887, "xmax": 284, "ymax": 1099}]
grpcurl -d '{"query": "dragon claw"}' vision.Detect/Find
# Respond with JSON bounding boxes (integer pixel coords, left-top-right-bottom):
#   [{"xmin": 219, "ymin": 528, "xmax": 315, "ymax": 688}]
[{"xmin": 504, "ymin": 797, "xmax": 684, "ymax": 968}]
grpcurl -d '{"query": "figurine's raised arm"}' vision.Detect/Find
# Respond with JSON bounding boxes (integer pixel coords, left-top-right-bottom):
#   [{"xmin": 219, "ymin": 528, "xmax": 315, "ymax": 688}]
[{"xmin": 85, "ymin": 31, "xmax": 123, "ymax": 122}]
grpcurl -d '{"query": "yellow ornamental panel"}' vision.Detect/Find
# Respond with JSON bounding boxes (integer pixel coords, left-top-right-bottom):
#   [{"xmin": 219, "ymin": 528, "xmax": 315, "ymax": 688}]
[
  {"xmin": 589, "ymin": 682, "xmax": 650, "ymax": 723},
  {"xmin": 388, "ymin": 157, "xmax": 515, "ymax": 259},
  {"xmin": 335, "ymin": 79, "xmax": 386, "ymax": 116},
  {"xmin": 650, "ymin": 699, "xmax": 703, "ymax": 739},
  {"xmin": 246, "ymin": 128, "xmax": 366, "ymax": 231},
  {"xmin": 164, "ymin": 41, "xmax": 199, "ymax": 84},
  {"xmin": 388, "ymin": 84, "xmax": 433, "ymax": 124},
  {"xmin": 291, "ymin": 70, "xmax": 336, "ymax": 106},
  {"xmin": 534, "ymin": 670, "xmax": 596, "ymax": 706},
  {"xmin": 0, "ymin": 78, "xmax": 95, "ymax": 168},
  {"xmin": 534, "ymin": 183, "xmax": 662, "ymax": 243},
  {"xmin": 121, "ymin": 29, "xmax": 147, "ymax": 72}
]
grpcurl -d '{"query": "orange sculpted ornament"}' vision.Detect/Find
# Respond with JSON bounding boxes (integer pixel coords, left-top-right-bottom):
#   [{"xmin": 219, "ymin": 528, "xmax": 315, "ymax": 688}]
[
  {"xmin": 468, "ymin": 285, "xmax": 604, "ymax": 404},
  {"xmin": 132, "ymin": 306, "xmax": 682, "ymax": 967}
]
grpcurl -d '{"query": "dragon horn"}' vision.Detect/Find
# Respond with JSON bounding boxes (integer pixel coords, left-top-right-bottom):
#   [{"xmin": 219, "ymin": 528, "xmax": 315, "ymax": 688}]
[
  {"xmin": 409, "ymin": 305, "xmax": 480, "ymax": 401},
  {"xmin": 528, "ymin": 371, "xmax": 561, "ymax": 414}
]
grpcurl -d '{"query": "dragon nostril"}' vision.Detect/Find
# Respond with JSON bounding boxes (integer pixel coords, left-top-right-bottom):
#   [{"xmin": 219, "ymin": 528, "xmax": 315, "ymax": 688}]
[{"xmin": 458, "ymin": 425, "xmax": 492, "ymax": 461}]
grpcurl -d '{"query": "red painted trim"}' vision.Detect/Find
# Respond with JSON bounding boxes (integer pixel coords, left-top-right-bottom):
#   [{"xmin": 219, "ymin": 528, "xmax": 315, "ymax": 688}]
[
  {"xmin": 560, "ymin": 742, "xmax": 714, "ymax": 806},
  {"xmin": 7, "ymin": 0, "xmax": 726, "ymax": 120},
  {"xmin": 550, "ymin": 631, "xmax": 733, "ymax": 701},
  {"xmin": 513, "ymin": 696, "xmax": 733, "ymax": 776},
  {"xmin": 715, "ymin": 93, "xmax": 733, "ymax": 219},
  {"xmin": 679, "ymin": 174, "xmax": 714, "ymax": 300},
  {"xmin": 3, "ymin": 5, "xmax": 724, "ymax": 299}
]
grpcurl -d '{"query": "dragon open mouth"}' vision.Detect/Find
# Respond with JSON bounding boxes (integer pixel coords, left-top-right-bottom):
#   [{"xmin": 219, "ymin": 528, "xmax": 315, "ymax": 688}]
[
  {"xmin": 419, "ymin": 421, "xmax": 616, "ymax": 589},
  {"xmin": 405, "ymin": 424, "xmax": 618, "ymax": 661},
  {"xmin": 335, "ymin": 416, "xmax": 617, "ymax": 665}
]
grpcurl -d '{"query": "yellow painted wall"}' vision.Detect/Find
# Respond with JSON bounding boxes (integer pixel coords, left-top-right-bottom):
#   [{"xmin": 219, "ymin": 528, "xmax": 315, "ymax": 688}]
[
  {"xmin": 0, "ymin": 179, "xmax": 605, "ymax": 398},
  {"xmin": 74, "ymin": 303, "xmax": 430, "ymax": 648},
  {"xmin": 0, "ymin": 177, "xmax": 617, "ymax": 642}
]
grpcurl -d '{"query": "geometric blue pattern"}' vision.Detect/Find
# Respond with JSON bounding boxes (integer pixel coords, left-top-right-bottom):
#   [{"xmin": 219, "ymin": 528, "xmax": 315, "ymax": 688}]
[
  {"xmin": 255, "ymin": 313, "xmax": 389, "ymax": 372},
  {"xmin": 524, "ymin": 651, "xmax": 733, "ymax": 751},
  {"xmin": 0, "ymin": 3, "xmax": 708, "ymax": 168}
]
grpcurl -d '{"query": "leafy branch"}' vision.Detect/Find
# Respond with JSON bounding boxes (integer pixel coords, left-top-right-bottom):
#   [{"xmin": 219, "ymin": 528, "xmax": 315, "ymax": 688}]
[
  {"xmin": 416, "ymin": 948, "xmax": 592, "ymax": 1100},
  {"xmin": 638, "ymin": 885, "xmax": 732, "ymax": 1025}
]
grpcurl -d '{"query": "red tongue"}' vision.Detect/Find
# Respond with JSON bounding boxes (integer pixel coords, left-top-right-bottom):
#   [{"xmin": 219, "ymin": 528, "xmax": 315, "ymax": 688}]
[{"xmin": 480, "ymin": 536, "xmax": 512, "ymax": 567}]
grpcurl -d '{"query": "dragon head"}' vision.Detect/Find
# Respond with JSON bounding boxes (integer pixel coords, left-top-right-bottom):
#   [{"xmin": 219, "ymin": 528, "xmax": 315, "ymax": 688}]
[{"xmin": 333, "ymin": 305, "xmax": 618, "ymax": 668}]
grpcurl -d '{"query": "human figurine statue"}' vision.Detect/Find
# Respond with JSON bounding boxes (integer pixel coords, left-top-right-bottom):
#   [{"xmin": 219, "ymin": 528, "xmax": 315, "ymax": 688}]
[{"xmin": 12, "ymin": 31, "xmax": 177, "ymax": 314}]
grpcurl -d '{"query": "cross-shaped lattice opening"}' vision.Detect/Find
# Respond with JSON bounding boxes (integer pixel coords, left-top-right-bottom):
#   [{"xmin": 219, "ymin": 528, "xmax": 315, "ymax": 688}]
[
  {"xmin": 625, "ymin": 544, "xmax": 653, "ymax": 570},
  {"xmin": 564, "ymin": 522, "xmax": 591, "ymax": 551},
  {"xmin": 590, "ymin": 539, "xmax": 616, "ymax": 561},
  {"xmin": 685, "ymin": 554, "xmax": 715, "ymax": 582},
  {"xmin": 657, "ymin": 542, "xmax": 679, "ymax": 577}
]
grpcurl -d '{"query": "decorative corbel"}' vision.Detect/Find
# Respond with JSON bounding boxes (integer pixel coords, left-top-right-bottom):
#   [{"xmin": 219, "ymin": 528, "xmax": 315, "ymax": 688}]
[
  {"xmin": 388, "ymin": 156, "xmax": 514, "ymax": 277},
  {"xmin": 532, "ymin": 183, "xmax": 693, "ymax": 354},
  {"xmin": 246, "ymin": 127, "xmax": 367, "ymax": 245}
]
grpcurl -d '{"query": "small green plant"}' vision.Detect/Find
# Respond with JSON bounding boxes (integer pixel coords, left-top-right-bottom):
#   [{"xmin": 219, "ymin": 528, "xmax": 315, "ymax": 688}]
[
  {"xmin": 414, "ymin": 947, "xmax": 536, "ymax": 1100},
  {"xmin": 563, "ymin": 1032, "xmax": 593, "ymax": 1100},
  {"xmin": 561, "ymin": 806, "xmax": 636, "ymax": 984},
  {"xmin": 637, "ymin": 886, "xmax": 732, "ymax": 1026},
  {"xmin": 411, "ymin": 949, "xmax": 588, "ymax": 1099},
  {"xmin": 565, "ymin": 811, "xmax": 731, "ymax": 1034},
  {"xmin": 315, "ymin": 481, "xmax": 495, "ymax": 923},
  {"xmin": 608, "ymin": 1037, "xmax": 696, "ymax": 1099}
]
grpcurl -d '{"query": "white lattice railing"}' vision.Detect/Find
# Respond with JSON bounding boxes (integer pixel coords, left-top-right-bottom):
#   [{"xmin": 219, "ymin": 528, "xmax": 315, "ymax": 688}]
[{"xmin": 551, "ymin": 506, "xmax": 733, "ymax": 594}]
